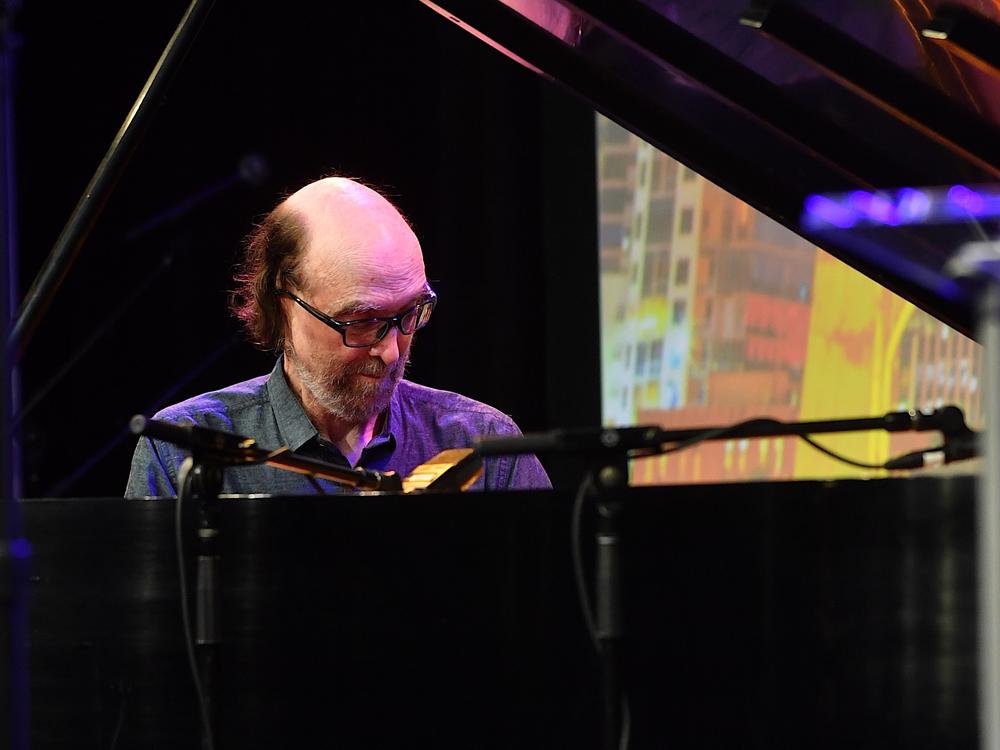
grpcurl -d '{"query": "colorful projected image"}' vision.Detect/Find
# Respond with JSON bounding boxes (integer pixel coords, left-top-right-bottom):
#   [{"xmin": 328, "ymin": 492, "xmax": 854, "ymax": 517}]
[{"xmin": 597, "ymin": 115, "xmax": 983, "ymax": 484}]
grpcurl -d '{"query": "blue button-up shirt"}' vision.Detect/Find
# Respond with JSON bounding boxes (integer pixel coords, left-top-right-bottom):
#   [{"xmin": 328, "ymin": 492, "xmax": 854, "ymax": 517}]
[{"xmin": 126, "ymin": 358, "xmax": 551, "ymax": 496}]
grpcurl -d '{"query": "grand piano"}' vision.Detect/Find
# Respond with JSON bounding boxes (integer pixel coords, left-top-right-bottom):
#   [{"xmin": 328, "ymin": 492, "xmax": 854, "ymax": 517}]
[{"xmin": 15, "ymin": 0, "xmax": 1000, "ymax": 748}]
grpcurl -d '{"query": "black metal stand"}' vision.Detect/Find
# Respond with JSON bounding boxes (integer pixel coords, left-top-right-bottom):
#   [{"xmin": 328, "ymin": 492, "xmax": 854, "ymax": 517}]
[
  {"xmin": 976, "ymin": 280, "xmax": 1000, "ymax": 750},
  {"xmin": 478, "ymin": 406, "xmax": 982, "ymax": 750},
  {"xmin": 592, "ymin": 462, "xmax": 627, "ymax": 750},
  {"xmin": 134, "ymin": 415, "xmax": 416, "ymax": 749},
  {"xmin": 1, "ymin": 3, "xmax": 26, "ymax": 748},
  {"xmin": 183, "ymin": 459, "xmax": 222, "ymax": 750},
  {"xmin": 9, "ymin": 0, "xmax": 215, "ymax": 357}
]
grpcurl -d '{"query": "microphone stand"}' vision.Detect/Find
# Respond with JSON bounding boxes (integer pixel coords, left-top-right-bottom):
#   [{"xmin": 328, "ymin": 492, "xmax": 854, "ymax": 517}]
[
  {"xmin": 178, "ymin": 453, "xmax": 223, "ymax": 750},
  {"xmin": 475, "ymin": 407, "xmax": 974, "ymax": 458},
  {"xmin": 132, "ymin": 417, "xmax": 405, "ymax": 750},
  {"xmin": 131, "ymin": 416, "xmax": 405, "ymax": 492},
  {"xmin": 476, "ymin": 406, "xmax": 976, "ymax": 750},
  {"xmin": 591, "ymin": 458, "xmax": 628, "ymax": 750},
  {"xmin": 947, "ymin": 243, "xmax": 1000, "ymax": 750}
]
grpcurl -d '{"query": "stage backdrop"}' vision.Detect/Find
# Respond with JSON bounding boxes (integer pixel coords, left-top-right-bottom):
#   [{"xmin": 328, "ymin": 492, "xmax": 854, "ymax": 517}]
[{"xmin": 597, "ymin": 116, "xmax": 982, "ymax": 485}]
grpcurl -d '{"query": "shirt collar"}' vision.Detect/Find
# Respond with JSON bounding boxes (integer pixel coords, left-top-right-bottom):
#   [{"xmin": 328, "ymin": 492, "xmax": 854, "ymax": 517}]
[
  {"xmin": 266, "ymin": 356, "xmax": 318, "ymax": 452},
  {"xmin": 368, "ymin": 388, "xmax": 398, "ymax": 453},
  {"xmin": 266, "ymin": 355, "xmax": 399, "ymax": 453}
]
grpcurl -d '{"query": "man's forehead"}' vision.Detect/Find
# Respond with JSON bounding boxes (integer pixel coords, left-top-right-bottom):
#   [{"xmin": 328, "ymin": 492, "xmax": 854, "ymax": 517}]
[
  {"xmin": 304, "ymin": 247, "xmax": 428, "ymax": 304},
  {"xmin": 320, "ymin": 277, "xmax": 430, "ymax": 316},
  {"xmin": 301, "ymin": 235, "xmax": 425, "ymax": 290}
]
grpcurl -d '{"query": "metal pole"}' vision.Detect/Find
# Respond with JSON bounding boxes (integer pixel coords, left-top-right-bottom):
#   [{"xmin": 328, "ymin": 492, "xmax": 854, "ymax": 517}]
[
  {"xmin": 9, "ymin": 0, "xmax": 215, "ymax": 358},
  {"xmin": 0, "ymin": 1, "xmax": 27, "ymax": 748},
  {"xmin": 979, "ymin": 281, "xmax": 1000, "ymax": 750}
]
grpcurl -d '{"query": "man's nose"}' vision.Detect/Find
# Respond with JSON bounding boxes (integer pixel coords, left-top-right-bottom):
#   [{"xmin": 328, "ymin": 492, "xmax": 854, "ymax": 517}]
[{"xmin": 369, "ymin": 326, "xmax": 401, "ymax": 365}]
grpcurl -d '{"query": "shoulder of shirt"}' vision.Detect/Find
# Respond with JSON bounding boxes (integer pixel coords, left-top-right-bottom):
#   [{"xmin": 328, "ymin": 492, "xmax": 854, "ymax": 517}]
[
  {"xmin": 150, "ymin": 374, "xmax": 270, "ymax": 427},
  {"xmin": 394, "ymin": 379, "xmax": 517, "ymax": 425}
]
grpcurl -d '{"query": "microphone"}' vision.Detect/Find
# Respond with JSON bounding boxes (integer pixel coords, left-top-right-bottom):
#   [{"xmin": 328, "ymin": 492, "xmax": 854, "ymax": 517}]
[
  {"xmin": 131, "ymin": 415, "xmax": 403, "ymax": 491},
  {"xmin": 884, "ymin": 431, "xmax": 980, "ymax": 470},
  {"xmin": 130, "ymin": 415, "xmax": 258, "ymax": 463},
  {"xmin": 905, "ymin": 404, "xmax": 970, "ymax": 434}
]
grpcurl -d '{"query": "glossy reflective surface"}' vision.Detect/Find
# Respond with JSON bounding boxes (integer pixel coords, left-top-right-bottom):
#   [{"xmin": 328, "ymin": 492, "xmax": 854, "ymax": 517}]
[
  {"xmin": 25, "ymin": 477, "xmax": 978, "ymax": 748},
  {"xmin": 426, "ymin": 0, "xmax": 1000, "ymax": 335}
]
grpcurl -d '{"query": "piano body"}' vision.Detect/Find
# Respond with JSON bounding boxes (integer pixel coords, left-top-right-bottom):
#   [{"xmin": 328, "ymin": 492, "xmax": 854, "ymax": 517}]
[
  {"xmin": 14, "ymin": 0, "xmax": 1000, "ymax": 747},
  {"xmin": 24, "ymin": 477, "xmax": 977, "ymax": 749}
]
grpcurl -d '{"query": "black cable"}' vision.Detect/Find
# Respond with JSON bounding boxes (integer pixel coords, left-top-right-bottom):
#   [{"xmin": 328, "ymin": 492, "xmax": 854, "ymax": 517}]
[
  {"xmin": 796, "ymin": 433, "xmax": 887, "ymax": 470},
  {"xmin": 175, "ymin": 459, "xmax": 216, "ymax": 750},
  {"xmin": 619, "ymin": 693, "xmax": 631, "ymax": 750},
  {"xmin": 636, "ymin": 417, "xmax": 895, "ymax": 472},
  {"xmin": 571, "ymin": 473, "xmax": 600, "ymax": 653},
  {"xmin": 659, "ymin": 418, "xmax": 780, "ymax": 456},
  {"xmin": 572, "ymin": 415, "xmax": 894, "ymax": 750},
  {"xmin": 106, "ymin": 683, "xmax": 128, "ymax": 750},
  {"xmin": 571, "ymin": 472, "xmax": 632, "ymax": 749}
]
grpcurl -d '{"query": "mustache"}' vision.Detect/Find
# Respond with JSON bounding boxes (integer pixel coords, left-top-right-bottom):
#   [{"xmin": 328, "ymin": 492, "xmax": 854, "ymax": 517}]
[
  {"xmin": 352, "ymin": 359, "xmax": 389, "ymax": 377},
  {"xmin": 350, "ymin": 354, "xmax": 408, "ymax": 380}
]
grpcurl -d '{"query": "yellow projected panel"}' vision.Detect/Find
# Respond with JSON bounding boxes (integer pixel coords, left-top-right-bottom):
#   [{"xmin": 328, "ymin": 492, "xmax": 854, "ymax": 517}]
[
  {"xmin": 597, "ymin": 114, "xmax": 981, "ymax": 484},
  {"xmin": 796, "ymin": 254, "xmax": 914, "ymax": 478}
]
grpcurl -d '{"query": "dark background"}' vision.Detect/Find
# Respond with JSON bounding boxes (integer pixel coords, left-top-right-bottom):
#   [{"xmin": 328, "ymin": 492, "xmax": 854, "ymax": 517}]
[{"xmin": 13, "ymin": 0, "xmax": 600, "ymax": 497}]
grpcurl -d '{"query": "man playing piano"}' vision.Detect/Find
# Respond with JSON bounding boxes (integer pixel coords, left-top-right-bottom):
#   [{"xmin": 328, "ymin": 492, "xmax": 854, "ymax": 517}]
[{"xmin": 126, "ymin": 176, "xmax": 550, "ymax": 495}]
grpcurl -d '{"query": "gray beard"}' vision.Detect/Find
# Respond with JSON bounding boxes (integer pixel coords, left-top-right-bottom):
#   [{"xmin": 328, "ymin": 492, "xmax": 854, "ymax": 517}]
[{"xmin": 288, "ymin": 346, "xmax": 409, "ymax": 425}]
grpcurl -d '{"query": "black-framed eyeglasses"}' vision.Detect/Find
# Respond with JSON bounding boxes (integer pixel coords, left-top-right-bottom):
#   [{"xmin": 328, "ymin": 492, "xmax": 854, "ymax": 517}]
[{"xmin": 275, "ymin": 287, "xmax": 437, "ymax": 348}]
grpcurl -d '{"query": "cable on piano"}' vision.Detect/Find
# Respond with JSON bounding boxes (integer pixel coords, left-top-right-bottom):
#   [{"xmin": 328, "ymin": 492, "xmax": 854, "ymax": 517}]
[
  {"xmin": 795, "ymin": 434, "xmax": 887, "ymax": 470},
  {"xmin": 619, "ymin": 697, "xmax": 631, "ymax": 750},
  {"xmin": 571, "ymin": 472, "xmax": 633, "ymax": 750},
  {"xmin": 632, "ymin": 417, "xmax": 895, "ymax": 471},
  {"xmin": 570, "ymin": 472, "xmax": 600, "ymax": 652},
  {"xmin": 175, "ymin": 458, "xmax": 217, "ymax": 750},
  {"xmin": 106, "ymin": 680, "xmax": 130, "ymax": 750}
]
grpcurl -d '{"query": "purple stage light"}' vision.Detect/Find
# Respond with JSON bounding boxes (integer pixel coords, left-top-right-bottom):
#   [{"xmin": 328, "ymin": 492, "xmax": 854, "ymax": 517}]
[
  {"xmin": 868, "ymin": 193, "xmax": 897, "ymax": 225},
  {"xmin": 846, "ymin": 190, "xmax": 897, "ymax": 225},
  {"xmin": 895, "ymin": 188, "xmax": 931, "ymax": 222},
  {"xmin": 947, "ymin": 184, "xmax": 987, "ymax": 216},
  {"xmin": 803, "ymin": 194, "xmax": 857, "ymax": 229},
  {"xmin": 804, "ymin": 183, "xmax": 1000, "ymax": 228}
]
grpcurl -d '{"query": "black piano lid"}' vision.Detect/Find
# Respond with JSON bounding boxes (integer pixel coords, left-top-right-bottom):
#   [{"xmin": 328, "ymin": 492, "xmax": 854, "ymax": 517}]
[{"xmin": 421, "ymin": 0, "xmax": 1000, "ymax": 337}]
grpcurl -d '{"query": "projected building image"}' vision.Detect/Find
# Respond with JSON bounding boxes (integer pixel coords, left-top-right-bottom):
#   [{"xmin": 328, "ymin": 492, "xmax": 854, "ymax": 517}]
[{"xmin": 598, "ymin": 116, "xmax": 983, "ymax": 484}]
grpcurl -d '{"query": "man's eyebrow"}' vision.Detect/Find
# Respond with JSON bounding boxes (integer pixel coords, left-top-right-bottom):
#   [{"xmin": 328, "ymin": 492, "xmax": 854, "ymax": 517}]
[
  {"xmin": 332, "ymin": 289, "xmax": 433, "ymax": 319},
  {"xmin": 331, "ymin": 301, "xmax": 381, "ymax": 318}
]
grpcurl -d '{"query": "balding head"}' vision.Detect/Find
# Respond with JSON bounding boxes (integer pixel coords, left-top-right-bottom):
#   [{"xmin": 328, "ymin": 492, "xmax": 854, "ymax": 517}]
[
  {"xmin": 231, "ymin": 177, "xmax": 426, "ymax": 351},
  {"xmin": 283, "ymin": 177, "xmax": 425, "ymax": 304}
]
